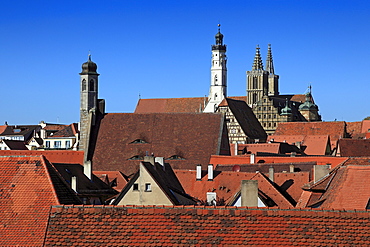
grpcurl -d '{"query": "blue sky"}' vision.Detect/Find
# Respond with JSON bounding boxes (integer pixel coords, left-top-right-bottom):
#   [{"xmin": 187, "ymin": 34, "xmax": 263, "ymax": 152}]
[{"xmin": 1, "ymin": 0, "xmax": 370, "ymax": 124}]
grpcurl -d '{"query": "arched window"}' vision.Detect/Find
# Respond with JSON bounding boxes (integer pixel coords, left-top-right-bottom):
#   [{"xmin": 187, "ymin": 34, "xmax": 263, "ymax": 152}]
[
  {"xmin": 214, "ymin": 93, "xmax": 218, "ymax": 100},
  {"xmin": 214, "ymin": 74, "xmax": 218, "ymax": 85},
  {"xmin": 82, "ymin": 79, "xmax": 86, "ymax": 91},
  {"xmin": 252, "ymin": 93, "xmax": 257, "ymax": 104},
  {"xmin": 89, "ymin": 79, "xmax": 95, "ymax": 91}
]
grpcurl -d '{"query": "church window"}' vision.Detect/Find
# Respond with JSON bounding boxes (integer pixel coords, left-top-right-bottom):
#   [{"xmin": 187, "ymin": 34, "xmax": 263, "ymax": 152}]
[
  {"xmin": 258, "ymin": 107, "xmax": 261, "ymax": 111},
  {"xmin": 268, "ymin": 115, "xmax": 271, "ymax": 118},
  {"xmin": 268, "ymin": 123, "xmax": 271, "ymax": 127},
  {"xmin": 264, "ymin": 99, "xmax": 266, "ymax": 103},
  {"xmin": 274, "ymin": 114, "xmax": 276, "ymax": 118},
  {"xmin": 214, "ymin": 75, "xmax": 218, "ymax": 85},
  {"xmin": 258, "ymin": 115, "xmax": 261, "ymax": 119},
  {"xmin": 89, "ymin": 79, "xmax": 95, "ymax": 91},
  {"xmin": 82, "ymin": 79, "xmax": 86, "ymax": 91},
  {"xmin": 263, "ymin": 123, "xmax": 266, "ymax": 127},
  {"xmin": 252, "ymin": 93, "xmax": 257, "ymax": 104},
  {"xmin": 252, "ymin": 77, "xmax": 258, "ymax": 89},
  {"xmin": 274, "ymin": 123, "xmax": 276, "ymax": 127},
  {"xmin": 263, "ymin": 115, "xmax": 266, "ymax": 119},
  {"xmin": 263, "ymin": 107, "xmax": 266, "ymax": 111},
  {"xmin": 214, "ymin": 93, "xmax": 217, "ymax": 100}
]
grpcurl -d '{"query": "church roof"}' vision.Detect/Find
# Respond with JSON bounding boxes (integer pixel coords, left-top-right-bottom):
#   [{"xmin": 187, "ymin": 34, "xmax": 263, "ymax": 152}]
[
  {"xmin": 90, "ymin": 113, "xmax": 230, "ymax": 177},
  {"xmin": 135, "ymin": 97, "xmax": 207, "ymax": 113}
]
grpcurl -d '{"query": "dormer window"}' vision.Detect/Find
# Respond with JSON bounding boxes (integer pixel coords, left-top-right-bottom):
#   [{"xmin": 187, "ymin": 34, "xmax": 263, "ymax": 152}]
[
  {"xmin": 130, "ymin": 139, "xmax": 148, "ymax": 144},
  {"xmin": 167, "ymin": 155, "xmax": 185, "ymax": 160},
  {"xmin": 128, "ymin": 155, "xmax": 144, "ymax": 160}
]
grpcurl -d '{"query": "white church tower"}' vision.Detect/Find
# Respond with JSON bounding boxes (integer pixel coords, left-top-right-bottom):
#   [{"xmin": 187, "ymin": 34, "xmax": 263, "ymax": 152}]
[{"xmin": 204, "ymin": 24, "xmax": 227, "ymax": 112}]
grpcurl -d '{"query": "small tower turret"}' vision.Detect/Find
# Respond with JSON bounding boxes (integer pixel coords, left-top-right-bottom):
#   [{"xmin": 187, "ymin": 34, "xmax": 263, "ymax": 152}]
[
  {"xmin": 204, "ymin": 24, "xmax": 227, "ymax": 113},
  {"xmin": 79, "ymin": 53, "xmax": 99, "ymax": 151},
  {"xmin": 299, "ymin": 86, "xmax": 321, "ymax": 121}
]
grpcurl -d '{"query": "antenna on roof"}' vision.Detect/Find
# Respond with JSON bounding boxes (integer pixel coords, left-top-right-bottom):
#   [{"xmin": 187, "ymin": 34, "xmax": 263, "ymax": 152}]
[{"xmin": 139, "ymin": 92, "xmax": 141, "ymax": 99}]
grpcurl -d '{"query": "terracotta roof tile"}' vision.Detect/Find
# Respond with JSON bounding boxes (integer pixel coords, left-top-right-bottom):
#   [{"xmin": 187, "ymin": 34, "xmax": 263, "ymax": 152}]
[
  {"xmin": 269, "ymin": 135, "xmax": 331, "ymax": 155},
  {"xmin": 93, "ymin": 171, "xmax": 128, "ymax": 192},
  {"xmin": 274, "ymin": 121, "xmax": 347, "ymax": 149},
  {"xmin": 91, "ymin": 113, "xmax": 230, "ymax": 177},
  {"xmin": 135, "ymin": 97, "xmax": 207, "ymax": 113},
  {"xmin": 45, "ymin": 205, "xmax": 370, "ymax": 246},
  {"xmin": 0, "ymin": 150, "xmax": 84, "ymax": 164},
  {"xmin": 305, "ymin": 161, "xmax": 370, "ymax": 210},
  {"xmin": 0, "ymin": 125, "xmax": 7, "ymax": 134},
  {"xmin": 338, "ymin": 139, "xmax": 370, "ymax": 157},
  {"xmin": 0, "ymin": 155, "xmax": 80, "ymax": 246}
]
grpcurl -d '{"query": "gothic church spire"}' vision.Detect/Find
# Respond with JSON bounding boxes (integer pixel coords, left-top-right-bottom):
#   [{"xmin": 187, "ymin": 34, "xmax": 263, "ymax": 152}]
[
  {"xmin": 252, "ymin": 45, "xmax": 264, "ymax": 71},
  {"xmin": 265, "ymin": 44, "xmax": 274, "ymax": 74}
]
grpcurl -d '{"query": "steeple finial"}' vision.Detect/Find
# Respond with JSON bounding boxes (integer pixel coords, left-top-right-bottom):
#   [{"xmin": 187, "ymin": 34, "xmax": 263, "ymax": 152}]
[
  {"xmin": 252, "ymin": 45, "xmax": 264, "ymax": 71},
  {"xmin": 266, "ymin": 44, "xmax": 274, "ymax": 74},
  {"xmin": 88, "ymin": 50, "xmax": 91, "ymax": 61}
]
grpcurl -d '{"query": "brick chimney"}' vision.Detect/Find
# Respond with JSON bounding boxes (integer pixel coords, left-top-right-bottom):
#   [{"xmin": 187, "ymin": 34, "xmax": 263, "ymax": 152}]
[{"xmin": 208, "ymin": 164, "xmax": 213, "ymax": 181}]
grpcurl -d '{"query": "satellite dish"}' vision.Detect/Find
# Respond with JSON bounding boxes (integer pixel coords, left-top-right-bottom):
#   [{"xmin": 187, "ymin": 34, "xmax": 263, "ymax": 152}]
[{"xmin": 232, "ymin": 165, "xmax": 241, "ymax": 172}]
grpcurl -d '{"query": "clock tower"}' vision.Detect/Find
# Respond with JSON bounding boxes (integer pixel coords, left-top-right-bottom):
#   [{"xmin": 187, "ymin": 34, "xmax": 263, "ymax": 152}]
[{"xmin": 204, "ymin": 24, "xmax": 227, "ymax": 112}]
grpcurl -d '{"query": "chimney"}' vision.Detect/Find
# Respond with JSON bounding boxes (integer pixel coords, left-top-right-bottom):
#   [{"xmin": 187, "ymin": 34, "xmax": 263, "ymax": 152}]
[
  {"xmin": 155, "ymin": 157, "xmax": 164, "ymax": 166},
  {"xmin": 241, "ymin": 180, "xmax": 258, "ymax": 207},
  {"xmin": 144, "ymin": 155, "xmax": 155, "ymax": 165},
  {"xmin": 83, "ymin": 160, "xmax": 92, "ymax": 180},
  {"xmin": 196, "ymin": 164, "xmax": 202, "ymax": 181},
  {"xmin": 71, "ymin": 176, "xmax": 77, "ymax": 192},
  {"xmin": 235, "ymin": 142, "xmax": 238, "ymax": 156},
  {"xmin": 289, "ymin": 164, "xmax": 295, "ymax": 173},
  {"xmin": 208, "ymin": 164, "xmax": 213, "ymax": 181},
  {"xmin": 314, "ymin": 164, "xmax": 331, "ymax": 182},
  {"xmin": 250, "ymin": 153, "xmax": 255, "ymax": 164},
  {"xmin": 269, "ymin": 166, "xmax": 274, "ymax": 182},
  {"xmin": 207, "ymin": 192, "xmax": 217, "ymax": 206}
]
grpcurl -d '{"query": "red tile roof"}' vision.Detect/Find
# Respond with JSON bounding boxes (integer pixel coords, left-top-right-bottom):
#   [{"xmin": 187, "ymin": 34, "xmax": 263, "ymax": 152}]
[
  {"xmin": 269, "ymin": 135, "xmax": 331, "ymax": 155},
  {"xmin": 45, "ymin": 205, "xmax": 370, "ymax": 246},
  {"xmin": 0, "ymin": 150, "xmax": 84, "ymax": 164},
  {"xmin": 0, "ymin": 125, "xmax": 7, "ymax": 134},
  {"xmin": 135, "ymin": 97, "xmax": 207, "ymax": 113},
  {"xmin": 0, "ymin": 155, "xmax": 80, "ymax": 246},
  {"xmin": 210, "ymin": 155, "xmax": 348, "ymax": 168},
  {"xmin": 91, "ymin": 113, "xmax": 230, "ymax": 177},
  {"xmin": 303, "ymin": 160, "xmax": 370, "ymax": 210},
  {"xmin": 338, "ymin": 139, "xmax": 370, "ymax": 157},
  {"xmin": 175, "ymin": 169, "xmax": 294, "ymax": 208},
  {"xmin": 93, "ymin": 171, "xmax": 128, "ymax": 192},
  {"xmin": 274, "ymin": 121, "xmax": 347, "ymax": 149}
]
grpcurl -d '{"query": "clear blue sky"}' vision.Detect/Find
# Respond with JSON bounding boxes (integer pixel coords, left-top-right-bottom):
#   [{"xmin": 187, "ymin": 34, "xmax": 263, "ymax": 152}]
[{"xmin": 1, "ymin": 0, "xmax": 370, "ymax": 125}]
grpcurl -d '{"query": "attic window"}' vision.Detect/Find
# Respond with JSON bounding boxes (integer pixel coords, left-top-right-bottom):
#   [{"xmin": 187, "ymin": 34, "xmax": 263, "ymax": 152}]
[
  {"xmin": 167, "ymin": 155, "xmax": 185, "ymax": 160},
  {"xmin": 133, "ymin": 183, "xmax": 139, "ymax": 191},
  {"xmin": 130, "ymin": 139, "xmax": 148, "ymax": 144},
  {"xmin": 13, "ymin": 129, "xmax": 21, "ymax": 133},
  {"xmin": 128, "ymin": 155, "xmax": 144, "ymax": 160},
  {"xmin": 145, "ymin": 183, "xmax": 151, "ymax": 192}
]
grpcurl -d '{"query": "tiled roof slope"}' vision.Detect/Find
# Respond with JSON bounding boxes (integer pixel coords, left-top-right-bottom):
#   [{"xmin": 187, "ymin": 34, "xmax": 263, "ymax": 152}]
[
  {"xmin": 338, "ymin": 139, "xmax": 370, "ymax": 157},
  {"xmin": 303, "ymin": 159, "xmax": 370, "ymax": 210},
  {"xmin": 210, "ymin": 155, "xmax": 348, "ymax": 168},
  {"xmin": 274, "ymin": 121, "xmax": 348, "ymax": 149},
  {"xmin": 2, "ymin": 140, "xmax": 28, "ymax": 150},
  {"xmin": 269, "ymin": 135, "xmax": 331, "ymax": 155},
  {"xmin": 225, "ymin": 98, "xmax": 267, "ymax": 140},
  {"xmin": 0, "ymin": 125, "xmax": 7, "ymax": 134},
  {"xmin": 175, "ymin": 169, "xmax": 295, "ymax": 207},
  {"xmin": 93, "ymin": 171, "xmax": 128, "ymax": 192},
  {"xmin": 0, "ymin": 150, "xmax": 84, "ymax": 164},
  {"xmin": 0, "ymin": 155, "xmax": 80, "ymax": 246},
  {"xmin": 135, "ymin": 97, "xmax": 207, "ymax": 113},
  {"xmin": 45, "ymin": 205, "xmax": 370, "ymax": 246},
  {"xmin": 91, "ymin": 113, "xmax": 230, "ymax": 176},
  {"xmin": 52, "ymin": 123, "xmax": 78, "ymax": 137}
]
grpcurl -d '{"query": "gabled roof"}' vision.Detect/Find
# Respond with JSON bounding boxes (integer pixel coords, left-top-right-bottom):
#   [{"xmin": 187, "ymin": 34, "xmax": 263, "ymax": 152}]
[
  {"xmin": 222, "ymin": 98, "xmax": 267, "ymax": 140},
  {"xmin": 175, "ymin": 169, "xmax": 293, "ymax": 208},
  {"xmin": 1, "ymin": 140, "xmax": 28, "ymax": 150},
  {"xmin": 91, "ymin": 113, "xmax": 230, "ymax": 176},
  {"xmin": 0, "ymin": 155, "xmax": 81, "ymax": 246},
  {"xmin": 50, "ymin": 123, "xmax": 78, "ymax": 137},
  {"xmin": 0, "ymin": 150, "xmax": 84, "ymax": 164},
  {"xmin": 338, "ymin": 139, "xmax": 370, "ymax": 157},
  {"xmin": 45, "ymin": 205, "xmax": 370, "ymax": 246},
  {"xmin": 232, "ymin": 142, "xmax": 302, "ymax": 155},
  {"xmin": 93, "ymin": 171, "xmax": 128, "ymax": 192},
  {"xmin": 114, "ymin": 161, "xmax": 195, "ymax": 205},
  {"xmin": 0, "ymin": 125, "xmax": 7, "ymax": 134},
  {"xmin": 302, "ymin": 159, "xmax": 370, "ymax": 210}
]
